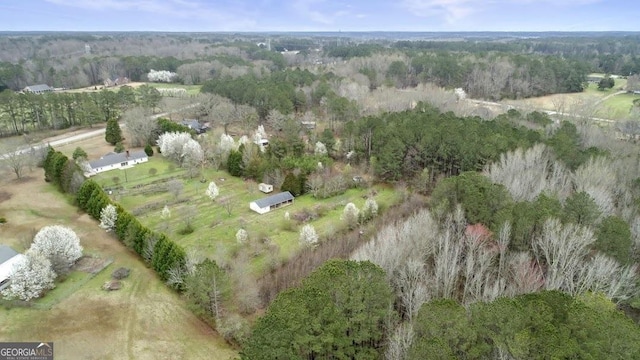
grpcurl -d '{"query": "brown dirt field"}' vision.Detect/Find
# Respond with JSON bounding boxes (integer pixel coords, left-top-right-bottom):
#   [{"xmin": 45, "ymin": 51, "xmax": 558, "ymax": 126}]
[{"xmin": 0, "ymin": 168, "xmax": 237, "ymax": 359}]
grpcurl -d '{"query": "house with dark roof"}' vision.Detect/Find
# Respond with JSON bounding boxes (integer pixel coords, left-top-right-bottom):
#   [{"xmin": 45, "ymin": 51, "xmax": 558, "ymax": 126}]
[
  {"xmin": 23, "ymin": 84, "xmax": 54, "ymax": 94},
  {"xmin": 87, "ymin": 150, "xmax": 149, "ymax": 176},
  {"xmin": 0, "ymin": 245, "xmax": 26, "ymax": 291},
  {"xmin": 250, "ymin": 191, "xmax": 294, "ymax": 214},
  {"xmin": 181, "ymin": 119, "xmax": 208, "ymax": 134}
]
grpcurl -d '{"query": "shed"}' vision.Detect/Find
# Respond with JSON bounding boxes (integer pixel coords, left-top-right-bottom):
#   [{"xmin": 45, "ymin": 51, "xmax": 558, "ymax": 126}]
[
  {"xmin": 0, "ymin": 245, "xmax": 26, "ymax": 290},
  {"xmin": 258, "ymin": 183, "xmax": 273, "ymax": 193},
  {"xmin": 250, "ymin": 191, "xmax": 294, "ymax": 214}
]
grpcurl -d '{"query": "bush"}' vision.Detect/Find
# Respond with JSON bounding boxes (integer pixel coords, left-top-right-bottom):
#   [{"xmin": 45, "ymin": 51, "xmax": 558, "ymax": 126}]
[
  {"xmin": 111, "ymin": 267, "xmax": 131, "ymax": 279},
  {"xmin": 177, "ymin": 224, "xmax": 194, "ymax": 235},
  {"xmin": 0, "ymin": 217, "xmax": 6, "ymax": 224},
  {"xmin": 144, "ymin": 144, "xmax": 154, "ymax": 157},
  {"xmin": 114, "ymin": 142, "xmax": 125, "ymax": 153}
]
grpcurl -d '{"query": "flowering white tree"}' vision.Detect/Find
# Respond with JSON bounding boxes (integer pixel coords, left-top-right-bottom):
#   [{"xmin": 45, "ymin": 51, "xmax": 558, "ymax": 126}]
[
  {"xmin": 315, "ymin": 141, "xmax": 327, "ymax": 156},
  {"xmin": 220, "ymin": 133, "xmax": 236, "ymax": 154},
  {"xmin": 99, "ymin": 204, "xmax": 117, "ymax": 232},
  {"xmin": 299, "ymin": 224, "xmax": 319, "ymax": 247},
  {"xmin": 161, "ymin": 205, "xmax": 171, "ymax": 220},
  {"xmin": 147, "ymin": 69, "xmax": 178, "ymax": 83},
  {"xmin": 341, "ymin": 202, "xmax": 360, "ymax": 229},
  {"xmin": 157, "ymin": 132, "xmax": 203, "ymax": 167},
  {"xmin": 30, "ymin": 225, "xmax": 83, "ymax": 275},
  {"xmin": 361, "ymin": 198, "xmax": 379, "ymax": 222},
  {"xmin": 1, "ymin": 250, "xmax": 56, "ymax": 301},
  {"xmin": 236, "ymin": 229, "xmax": 248, "ymax": 244},
  {"xmin": 206, "ymin": 181, "xmax": 219, "ymax": 201},
  {"xmin": 238, "ymin": 135, "xmax": 249, "ymax": 146}
]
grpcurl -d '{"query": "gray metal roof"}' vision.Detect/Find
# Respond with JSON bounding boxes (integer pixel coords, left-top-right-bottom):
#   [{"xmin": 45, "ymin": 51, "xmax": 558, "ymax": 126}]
[
  {"xmin": 24, "ymin": 84, "xmax": 53, "ymax": 92},
  {"xmin": 0, "ymin": 245, "xmax": 19, "ymax": 265},
  {"xmin": 253, "ymin": 191, "xmax": 294, "ymax": 208},
  {"xmin": 89, "ymin": 150, "xmax": 148, "ymax": 169}
]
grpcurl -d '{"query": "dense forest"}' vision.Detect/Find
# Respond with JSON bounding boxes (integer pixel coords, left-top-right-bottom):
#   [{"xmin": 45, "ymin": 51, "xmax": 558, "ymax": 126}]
[{"xmin": 3, "ymin": 32, "xmax": 640, "ymax": 359}]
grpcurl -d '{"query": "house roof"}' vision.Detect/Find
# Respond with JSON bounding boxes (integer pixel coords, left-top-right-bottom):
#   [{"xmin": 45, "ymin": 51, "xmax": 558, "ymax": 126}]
[
  {"xmin": 24, "ymin": 84, "xmax": 53, "ymax": 92},
  {"xmin": 0, "ymin": 245, "xmax": 19, "ymax": 265},
  {"xmin": 253, "ymin": 191, "xmax": 294, "ymax": 208},
  {"xmin": 182, "ymin": 119, "xmax": 202, "ymax": 129},
  {"xmin": 89, "ymin": 150, "xmax": 148, "ymax": 170}
]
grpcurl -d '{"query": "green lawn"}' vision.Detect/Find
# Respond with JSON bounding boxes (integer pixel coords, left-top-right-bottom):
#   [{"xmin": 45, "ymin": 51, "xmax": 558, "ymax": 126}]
[
  {"xmin": 147, "ymin": 83, "xmax": 202, "ymax": 95},
  {"xmin": 598, "ymin": 92, "xmax": 640, "ymax": 119},
  {"xmin": 93, "ymin": 156, "xmax": 401, "ymax": 274}
]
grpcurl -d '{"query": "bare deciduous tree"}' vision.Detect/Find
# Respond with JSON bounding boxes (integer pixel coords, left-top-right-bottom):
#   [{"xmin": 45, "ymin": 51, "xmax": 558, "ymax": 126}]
[
  {"xmin": 533, "ymin": 218, "xmax": 595, "ymax": 293},
  {"xmin": 485, "ymin": 144, "xmax": 571, "ymax": 202}
]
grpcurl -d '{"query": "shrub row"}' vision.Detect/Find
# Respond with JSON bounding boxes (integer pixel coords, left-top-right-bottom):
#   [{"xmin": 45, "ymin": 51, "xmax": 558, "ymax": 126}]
[
  {"xmin": 43, "ymin": 147, "xmax": 85, "ymax": 194},
  {"xmin": 43, "ymin": 150, "xmax": 186, "ymax": 287},
  {"xmin": 76, "ymin": 180, "xmax": 186, "ymax": 285}
]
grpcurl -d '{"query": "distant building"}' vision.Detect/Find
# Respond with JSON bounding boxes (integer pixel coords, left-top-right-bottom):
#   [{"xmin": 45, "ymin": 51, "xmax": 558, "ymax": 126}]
[
  {"xmin": 250, "ymin": 191, "xmax": 294, "ymax": 214},
  {"xmin": 23, "ymin": 84, "xmax": 54, "ymax": 94},
  {"xmin": 0, "ymin": 245, "xmax": 26, "ymax": 291},
  {"xmin": 87, "ymin": 150, "xmax": 148, "ymax": 176},
  {"xmin": 181, "ymin": 119, "xmax": 208, "ymax": 134},
  {"xmin": 104, "ymin": 77, "xmax": 130, "ymax": 87}
]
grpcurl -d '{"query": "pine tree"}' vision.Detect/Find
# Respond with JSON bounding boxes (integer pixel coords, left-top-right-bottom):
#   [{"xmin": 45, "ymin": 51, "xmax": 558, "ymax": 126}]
[{"xmin": 105, "ymin": 118, "xmax": 123, "ymax": 145}]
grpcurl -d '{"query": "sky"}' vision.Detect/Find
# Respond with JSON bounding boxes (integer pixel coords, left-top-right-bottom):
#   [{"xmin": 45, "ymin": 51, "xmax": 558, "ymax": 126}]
[{"xmin": 0, "ymin": 0, "xmax": 638, "ymax": 32}]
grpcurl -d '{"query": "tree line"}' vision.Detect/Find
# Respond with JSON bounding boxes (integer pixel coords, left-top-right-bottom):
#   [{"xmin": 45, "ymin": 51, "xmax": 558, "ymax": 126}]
[
  {"xmin": 0, "ymin": 85, "xmax": 161, "ymax": 137},
  {"xmin": 42, "ymin": 148, "xmax": 187, "ymax": 284}
]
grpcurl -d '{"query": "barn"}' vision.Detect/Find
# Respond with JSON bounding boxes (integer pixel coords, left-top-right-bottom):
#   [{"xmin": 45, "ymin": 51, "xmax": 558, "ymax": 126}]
[
  {"xmin": 250, "ymin": 191, "xmax": 294, "ymax": 214},
  {"xmin": 0, "ymin": 245, "xmax": 26, "ymax": 291},
  {"xmin": 87, "ymin": 150, "xmax": 149, "ymax": 176}
]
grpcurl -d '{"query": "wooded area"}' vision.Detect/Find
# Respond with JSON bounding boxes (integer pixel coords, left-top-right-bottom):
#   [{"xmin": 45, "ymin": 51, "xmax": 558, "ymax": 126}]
[{"xmin": 3, "ymin": 32, "xmax": 640, "ymax": 359}]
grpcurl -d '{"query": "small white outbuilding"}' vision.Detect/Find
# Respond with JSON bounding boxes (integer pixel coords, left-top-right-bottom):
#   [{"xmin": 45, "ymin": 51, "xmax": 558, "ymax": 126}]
[{"xmin": 258, "ymin": 183, "xmax": 273, "ymax": 193}]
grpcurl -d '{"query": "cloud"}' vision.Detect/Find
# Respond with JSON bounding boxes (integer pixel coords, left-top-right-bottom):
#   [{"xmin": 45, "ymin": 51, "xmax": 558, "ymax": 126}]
[
  {"xmin": 401, "ymin": 0, "xmax": 603, "ymax": 23},
  {"xmin": 292, "ymin": 0, "xmax": 353, "ymax": 26}
]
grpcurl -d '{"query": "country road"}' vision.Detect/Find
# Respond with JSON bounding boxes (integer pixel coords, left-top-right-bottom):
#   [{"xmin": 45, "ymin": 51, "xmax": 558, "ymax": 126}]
[{"xmin": 0, "ymin": 104, "xmax": 199, "ymax": 160}]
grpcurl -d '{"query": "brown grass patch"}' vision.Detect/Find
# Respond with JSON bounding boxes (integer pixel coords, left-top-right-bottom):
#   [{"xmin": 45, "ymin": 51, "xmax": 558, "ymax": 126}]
[
  {"xmin": 0, "ymin": 191, "xmax": 10, "ymax": 203},
  {"xmin": 0, "ymin": 166, "xmax": 237, "ymax": 359}
]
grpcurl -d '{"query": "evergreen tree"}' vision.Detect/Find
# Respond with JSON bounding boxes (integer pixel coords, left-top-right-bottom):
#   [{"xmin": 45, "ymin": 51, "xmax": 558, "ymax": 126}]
[{"xmin": 105, "ymin": 118, "xmax": 123, "ymax": 145}]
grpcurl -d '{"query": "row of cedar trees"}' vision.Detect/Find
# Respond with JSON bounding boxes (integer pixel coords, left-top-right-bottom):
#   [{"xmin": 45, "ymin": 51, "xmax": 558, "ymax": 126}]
[{"xmin": 42, "ymin": 148, "xmax": 186, "ymax": 287}]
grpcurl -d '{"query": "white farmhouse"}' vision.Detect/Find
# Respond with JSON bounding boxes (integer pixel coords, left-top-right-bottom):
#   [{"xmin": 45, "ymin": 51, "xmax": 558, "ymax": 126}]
[
  {"xmin": 86, "ymin": 150, "xmax": 149, "ymax": 176},
  {"xmin": 250, "ymin": 191, "xmax": 294, "ymax": 214},
  {"xmin": 0, "ymin": 245, "xmax": 26, "ymax": 291}
]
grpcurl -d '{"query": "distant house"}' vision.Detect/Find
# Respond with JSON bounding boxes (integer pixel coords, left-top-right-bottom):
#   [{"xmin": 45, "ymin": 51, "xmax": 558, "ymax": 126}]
[
  {"xmin": 87, "ymin": 150, "xmax": 148, "ymax": 176},
  {"xmin": 0, "ymin": 245, "xmax": 26, "ymax": 291},
  {"xmin": 258, "ymin": 183, "xmax": 273, "ymax": 193},
  {"xmin": 250, "ymin": 191, "xmax": 294, "ymax": 214},
  {"xmin": 181, "ymin": 119, "xmax": 208, "ymax": 134},
  {"xmin": 587, "ymin": 75, "xmax": 603, "ymax": 83},
  {"xmin": 104, "ymin": 77, "xmax": 130, "ymax": 87},
  {"xmin": 23, "ymin": 84, "xmax": 54, "ymax": 94},
  {"xmin": 301, "ymin": 121, "xmax": 316, "ymax": 130}
]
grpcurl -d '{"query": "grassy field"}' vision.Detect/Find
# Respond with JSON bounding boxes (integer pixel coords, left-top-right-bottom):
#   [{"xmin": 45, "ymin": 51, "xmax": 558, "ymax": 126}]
[
  {"xmin": 147, "ymin": 83, "xmax": 202, "ymax": 95},
  {"xmin": 0, "ymin": 168, "xmax": 237, "ymax": 359},
  {"xmin": 598, "ymin": 92, "xmax": 640, "ymax": 119},
  {"xmin": 89, "ymin": 155, "xmax": 400, "ymax": 275},
  {"xmin": 503, "ymin": 81, "xmax": 637, "ymax": 120}
]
